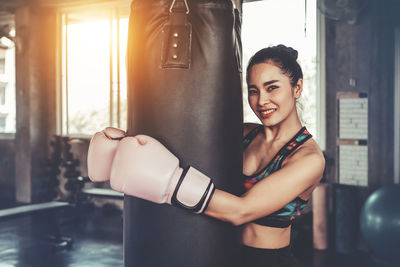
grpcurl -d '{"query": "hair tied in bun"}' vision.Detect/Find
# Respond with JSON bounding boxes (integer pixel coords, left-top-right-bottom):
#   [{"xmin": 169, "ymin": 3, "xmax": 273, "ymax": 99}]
[{"xmin": 276, "ymin": 44, "xmax": 298, "ymax": 60}]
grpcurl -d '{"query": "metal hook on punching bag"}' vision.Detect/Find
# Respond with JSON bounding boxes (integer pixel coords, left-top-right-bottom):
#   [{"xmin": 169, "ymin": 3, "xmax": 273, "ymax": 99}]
[{"xmin": 169, "ymin": 0, "xmax": 190, "ymax": 14}]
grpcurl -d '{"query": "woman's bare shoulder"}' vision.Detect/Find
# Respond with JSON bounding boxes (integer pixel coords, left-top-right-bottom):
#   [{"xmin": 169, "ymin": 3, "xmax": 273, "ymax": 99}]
[
  {"xmin": 243, "ymin": 123, "xmax": 261, "ymax": 137},
  {"xmin": 285, "ymin": 138, "xmax": 325, "ymax": 172}
]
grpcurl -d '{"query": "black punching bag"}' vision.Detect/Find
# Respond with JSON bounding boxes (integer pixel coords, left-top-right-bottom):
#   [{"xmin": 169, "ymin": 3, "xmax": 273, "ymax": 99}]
[{"xmin": 125, "ymin": 1, "xmax": 243, "ymax": 266}]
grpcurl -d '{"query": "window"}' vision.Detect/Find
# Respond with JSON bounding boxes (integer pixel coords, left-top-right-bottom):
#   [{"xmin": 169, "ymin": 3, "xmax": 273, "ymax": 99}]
[
  {"xmin": 61, "ymin": 9, "xmax": 128, "ymax": 136},
  {"xmin": 242, "ymin": 0, "xmax": 321, "ymax": 143},
  {"xmin": 0, "ymin": 25, "xmax": 16, "ymax": 134},
  {"xmin": 0, "ymin": 49, "xmax": 6, "ymax": 74},
  {"xmin": 0, "ymin": 116, "xmax": 5, "ymax": 131},
  {"xmin": 0, "ymin": 82, "xmax": 5, "ymax": 105}
]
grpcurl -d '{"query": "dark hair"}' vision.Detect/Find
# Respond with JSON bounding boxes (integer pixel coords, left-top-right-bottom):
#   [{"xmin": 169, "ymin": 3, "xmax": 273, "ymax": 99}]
[{"xmin": 246, "ymin": 45, "xmax": 303, "ymax": 87}]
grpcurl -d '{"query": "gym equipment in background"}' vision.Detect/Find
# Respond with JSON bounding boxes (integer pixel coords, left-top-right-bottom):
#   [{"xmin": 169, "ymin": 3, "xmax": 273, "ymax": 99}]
[{"xmin": 360, "ymin": 184, "xmax": 400, "ymax": 264}]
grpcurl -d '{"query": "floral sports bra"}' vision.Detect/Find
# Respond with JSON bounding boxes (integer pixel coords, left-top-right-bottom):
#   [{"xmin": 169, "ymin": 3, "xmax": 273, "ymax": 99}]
[{"xmin": 243, "ymin": 125, "xmax": 312, "ymax": 228}]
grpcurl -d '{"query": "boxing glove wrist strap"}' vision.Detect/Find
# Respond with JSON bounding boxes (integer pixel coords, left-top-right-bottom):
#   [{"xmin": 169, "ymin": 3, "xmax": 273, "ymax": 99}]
[{"xmin": 171, "ymin": 166, "xmax": 215, "ymax": 214}]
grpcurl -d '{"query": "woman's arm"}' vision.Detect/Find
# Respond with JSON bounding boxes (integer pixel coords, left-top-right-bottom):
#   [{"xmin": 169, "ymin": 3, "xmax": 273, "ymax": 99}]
[
  {"xmin": 94, "ymin": 132, "xmax": 324, "ymax": 221},
  {"xmin": 204, "ymin": 149, "xmax": 325, "ymax": 226}
]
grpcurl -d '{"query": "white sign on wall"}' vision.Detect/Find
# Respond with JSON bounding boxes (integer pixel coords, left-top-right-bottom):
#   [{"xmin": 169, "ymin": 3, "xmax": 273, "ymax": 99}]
[
  {"xmin": 339, "ymin": 98, "xmax": 368, "ymax": 140},
  {"xmin": 338, "ymin": 143, "xmax": 368, "ymax": 186},
  {"xmin": 337, "ymin": 92, "xmax": 368, "ymax": 186}
]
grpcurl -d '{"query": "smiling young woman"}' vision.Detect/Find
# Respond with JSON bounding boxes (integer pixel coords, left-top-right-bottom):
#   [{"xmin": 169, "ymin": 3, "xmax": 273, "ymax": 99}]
[
  {"xmin": 203, "ymin": 45, "xmax": 325, "ymax": 266},
  {"xmin": 87, "ymin": 45, "xmax": 325, "ymax": 267}
]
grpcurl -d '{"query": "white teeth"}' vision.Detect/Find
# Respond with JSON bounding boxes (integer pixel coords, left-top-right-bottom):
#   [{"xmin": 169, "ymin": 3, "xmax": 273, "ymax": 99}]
[{"xmin": 261, "ymin": 109, "xmax": 275, "ymax": 114}]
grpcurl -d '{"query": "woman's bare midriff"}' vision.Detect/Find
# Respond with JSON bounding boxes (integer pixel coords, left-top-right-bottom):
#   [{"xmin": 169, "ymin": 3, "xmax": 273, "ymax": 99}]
[{"xmin": 242, "ymin": 222, "xmax": 291, "ymax": 249}]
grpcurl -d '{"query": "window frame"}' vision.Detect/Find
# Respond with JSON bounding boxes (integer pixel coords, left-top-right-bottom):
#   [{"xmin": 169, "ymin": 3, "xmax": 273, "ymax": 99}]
[
  {"xmin": 316, "ymin": 8, "xmax": 327, "ymax": 151},
  {"xmin": 394, "ymin": 27, "xmax": 400, "ymax": 184},
  {"xmin": 57, "ymin": 8, "xmax": 128, "ymax": 138},
  {"xmin": 0, "ymin": 33, "xmax": 16, "ymax": 139}
]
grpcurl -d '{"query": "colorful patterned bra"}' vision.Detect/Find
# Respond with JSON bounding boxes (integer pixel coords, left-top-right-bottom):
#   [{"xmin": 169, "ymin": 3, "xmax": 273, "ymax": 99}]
[{"xmin": 243, "ymin": 125, "xmax": 312, "ymax": 228}]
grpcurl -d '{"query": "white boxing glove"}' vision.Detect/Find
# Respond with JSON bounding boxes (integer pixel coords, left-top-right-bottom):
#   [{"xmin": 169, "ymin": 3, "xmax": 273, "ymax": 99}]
[
  {"xmin": 87, "ymin": 127, "xmax": 126, "ymax": 182},
  {"xmin": 110, "ymin": 135, "xmax": 214, "ymax": 214}
]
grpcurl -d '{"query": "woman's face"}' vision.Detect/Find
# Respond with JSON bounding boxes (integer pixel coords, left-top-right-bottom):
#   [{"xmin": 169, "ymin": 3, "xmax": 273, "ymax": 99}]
[{"xmin": 247, "ymin": 62, "xmax": 302, "ymax": 127}]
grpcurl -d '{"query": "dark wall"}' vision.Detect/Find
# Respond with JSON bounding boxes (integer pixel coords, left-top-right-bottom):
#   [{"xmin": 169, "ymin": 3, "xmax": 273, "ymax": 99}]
[
  {"xmin": 324, "ymin": 0, "xmax": 400, "ymax": 252},
  {"xmin": 325, "ymin": 0, "xmax": 400, "ymax": 188},
  {"xmin": 0, "ymin": 139, "xmax": 15, "ymax": 203}
]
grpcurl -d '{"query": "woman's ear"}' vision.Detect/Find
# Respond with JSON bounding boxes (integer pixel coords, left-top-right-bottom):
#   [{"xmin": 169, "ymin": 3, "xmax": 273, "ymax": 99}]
[{"xmin": 293, "ymin": 79, "xmax": 303, "ymax": 99}]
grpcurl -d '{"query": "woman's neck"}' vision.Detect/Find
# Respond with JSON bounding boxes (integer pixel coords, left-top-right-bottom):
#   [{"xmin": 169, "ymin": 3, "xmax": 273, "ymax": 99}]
[{"xmin": 262, "ymin": 111, "xmax": 303, "ymax": 143}]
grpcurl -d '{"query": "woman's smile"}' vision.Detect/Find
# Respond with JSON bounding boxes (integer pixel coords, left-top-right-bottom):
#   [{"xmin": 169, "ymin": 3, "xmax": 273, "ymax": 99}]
[{"xmin": 258, "ymin": 108, "xmax": 277, "ymax": 119}]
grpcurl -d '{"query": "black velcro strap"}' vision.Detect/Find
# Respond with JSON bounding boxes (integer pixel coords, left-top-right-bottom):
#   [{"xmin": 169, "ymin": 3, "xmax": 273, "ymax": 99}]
[
  {"xmin": 171, "ymin": 166, "xmax": 214, "ymax": 213},
  {"xmin": 198, "ymin": 184, "xmax": 216, "ymax": 214},
  {"xmin": 171, "ymin": 166, "xmax": 190, "ymax": 207}
]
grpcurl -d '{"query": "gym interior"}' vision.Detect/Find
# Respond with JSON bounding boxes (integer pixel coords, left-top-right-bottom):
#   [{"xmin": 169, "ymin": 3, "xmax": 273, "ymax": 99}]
[{"xmin": 0, "ymin": 0, "xmax": 399, "ymax": 266}]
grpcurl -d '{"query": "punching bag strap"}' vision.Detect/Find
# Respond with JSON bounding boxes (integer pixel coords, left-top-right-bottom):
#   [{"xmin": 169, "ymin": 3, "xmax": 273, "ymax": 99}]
[
  {"xmin": 161, "ymin": 0, "xmax": 192, "ymax": 69},
  {"xmin": 169, "ymin": 0, "xmax": 189, "ymax": 14}
]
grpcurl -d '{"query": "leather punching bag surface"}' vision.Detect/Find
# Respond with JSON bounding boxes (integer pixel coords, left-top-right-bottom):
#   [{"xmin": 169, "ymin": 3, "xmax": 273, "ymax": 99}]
[{"xmin": 125, "ymin": 0, "xmax": 243, "ymax": 267}]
